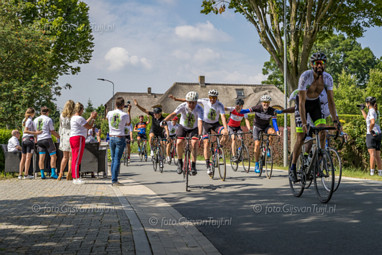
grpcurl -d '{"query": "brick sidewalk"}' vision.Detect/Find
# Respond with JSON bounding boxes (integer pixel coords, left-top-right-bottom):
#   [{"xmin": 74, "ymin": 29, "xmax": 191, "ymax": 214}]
[{"xmin": 0, "ymin": 178, "xmax": 134, "ymax": 254}]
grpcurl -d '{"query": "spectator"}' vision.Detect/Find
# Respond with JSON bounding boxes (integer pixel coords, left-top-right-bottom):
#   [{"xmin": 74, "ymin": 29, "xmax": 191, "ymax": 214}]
[
  {"xmin": 19, "ymin": 108, "xmax": 41, "ymax": 179},
  {"xmin": 107, "ymin": 97, "xmax": 131, "ymax": 186},
  {"xmin": 70, "ymin": 102, "xmax": 97, "ymax": 184},
  {"xmin": 8, "ymin": 130, "xmax": 22, "ymax": 152},
  {"xmin": 58, "ymin": 100, "xmax": 75, "ymax": 181},
  {"xmin": 34, "ymin": 106, "xmax": 60, "ymax": 179},
  {"xmin": 360, "ymin": 97, "xmax": 382, "ymax": 176},
  {"xmin": 85, "ymin": 126, "xmax": 101, "ymax": 143}
]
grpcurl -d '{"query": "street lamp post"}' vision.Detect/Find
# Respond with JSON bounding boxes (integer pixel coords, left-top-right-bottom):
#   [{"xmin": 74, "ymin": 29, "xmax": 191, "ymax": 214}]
[
  {"xmin": 283, "ymin": 0, "xmax": 288, "ymax": 167},
  {"xmin": 97, "ymin": 78, "xmax": 115, "ymax": 109}
]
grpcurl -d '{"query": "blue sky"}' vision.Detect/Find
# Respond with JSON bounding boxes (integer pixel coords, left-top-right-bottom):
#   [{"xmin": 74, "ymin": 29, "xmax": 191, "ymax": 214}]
[{"xmin": 57, "ymin": 0, "xmax": 382, "ymax": 109}]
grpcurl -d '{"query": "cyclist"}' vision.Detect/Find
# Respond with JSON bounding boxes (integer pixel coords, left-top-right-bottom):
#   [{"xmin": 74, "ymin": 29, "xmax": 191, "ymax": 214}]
[
  {"xmin": 246, "ymin": 95, "xmax": 280, "ymax": 173},
  {"xmin": 134, "ymin": 100, "xmax": 167, "ymax": 159},
  {"xmin": 163, "ymin": 91, "xmax": 203, "ymax": 175},
  {"xmin": 289, "ymin": 52, "xmax": 340, "ymax": 182},
  {"xmin": 225, "ymin": 99, "xmax": 251, "ymax": 162},
  {"xmin": 124, "ymin": 123, "xmax": 134, "ymax": 163},
  {"xmin": 166, "ymin": 116, "xmax": 180, "ymax": 162},
  {"xmin": 169, "ymin": 89, "xmax": 228, "ymax": 176},
  {"xmin": 360, "ymin": 96, "xmax": 382, "ymax": 176},
  {"xmin": 134, "ymin": 115, "xmax": 150, "ymax": 155}
]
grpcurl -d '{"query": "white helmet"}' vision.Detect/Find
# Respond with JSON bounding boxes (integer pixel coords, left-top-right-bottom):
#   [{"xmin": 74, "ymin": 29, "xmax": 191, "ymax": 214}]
[
  {"xmin": 186, "ymin": 91, "xmax": 198, "ymax": 102},
  {"xmin": 208, "ymin": 89, "xmax": 219, "ymax": 97},
  {"xmin": 260, "ymin": 94, "xmax": 272, "ymax": 102}
]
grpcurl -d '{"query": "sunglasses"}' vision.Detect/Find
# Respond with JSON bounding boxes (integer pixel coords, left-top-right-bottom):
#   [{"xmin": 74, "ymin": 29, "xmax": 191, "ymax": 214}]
[
  {"xmin": 313, "ymin": 60, "xmax": 326, "ymax": 66},
  {"xmin": 209, "ymin": 96, "xmax": 217, "ymax": 99},
  {"xmin": 187, "ymin": 101, "xmax": 197, "ymax": 104}
]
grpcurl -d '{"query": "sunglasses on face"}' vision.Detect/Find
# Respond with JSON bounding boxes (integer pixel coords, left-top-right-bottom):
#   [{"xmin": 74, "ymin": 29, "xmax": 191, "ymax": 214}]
[
  {"xmin": 209, "ymin": 96, "xmax": 217, "ymax": 100},
  {"xmin": 187, "ymin": 101, "xmax": 196, "ymax": 105},
  {"xmin": 313, "ymin": 60, "xmax": 326, "ymax": 66}
]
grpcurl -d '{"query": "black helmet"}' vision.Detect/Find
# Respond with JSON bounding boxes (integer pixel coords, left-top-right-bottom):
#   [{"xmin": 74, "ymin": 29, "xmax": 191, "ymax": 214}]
[
  {"xmin": 153, "ymin": 107, "xmax": 162, "ymax": 114},
  {"xmin": 310, "ymin": 52, "xmax": 327, "ymax": 63},
  {"xmin": 235, "ymin": 98, "xmax": 244, "ymax": 106},
  {"xmin": 365, "ymin": 96, "xmax": 377, "ymax": 104}
]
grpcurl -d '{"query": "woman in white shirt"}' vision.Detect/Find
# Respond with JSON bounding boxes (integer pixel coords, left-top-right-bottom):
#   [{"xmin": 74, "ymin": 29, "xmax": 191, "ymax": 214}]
[
  {"xmin": 19, "ymin": 108, "xmax": 41, "ymax": 179},
  {"xmin": 70, "ymin": 102, "xmax": 97, "ymax": 184},
  {"xmin": 58, "ymin": 100, "xmax": 75, "ymax": 181}
]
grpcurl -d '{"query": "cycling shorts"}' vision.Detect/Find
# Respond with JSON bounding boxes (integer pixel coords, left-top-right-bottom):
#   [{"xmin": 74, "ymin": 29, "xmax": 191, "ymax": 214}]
[
  {"xmin": 295, "ymin": 95, "xmax": 326, "ymax": 133},
  {"xmin": 22, "ymin": 136, "xmax": 34, "ymax": 154},
  {"xmin": 176, "ymin": 125, "xmax": 198, "ymax": 138},
  {"xmin": 202, "ymin": 121, "xmax": 224, "ymax": 136},
  {"xmin": 125, "ymin": 135, "xmax": 131, "ymax": 145},
  {"xmin": 228, "ymin": 126, "xmax": 242, "ymax": 135},
  {"xmin": 137, "ymin": 133, "xmax": 147, "ymax": 140},
  {"xmin": 253, "ymin": 125, "xmax": 272, "ymax": 141},
  {"xmin": 36, "ymin": 138, "xmax": 56, "ymax": 155}
]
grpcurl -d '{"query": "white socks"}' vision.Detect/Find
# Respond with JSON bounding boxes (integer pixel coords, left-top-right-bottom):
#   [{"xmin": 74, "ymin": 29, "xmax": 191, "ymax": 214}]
[
  {"xmin": 370, "ymin": 169, "xmax": 375, "ymax": 176},
  {"xmin": 378, "ymin": 170, "xmax": 382, "ymax": 176}
]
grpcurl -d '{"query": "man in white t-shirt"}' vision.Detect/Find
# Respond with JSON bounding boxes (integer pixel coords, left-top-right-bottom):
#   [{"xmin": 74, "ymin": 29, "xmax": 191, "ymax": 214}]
[
  {"xmin": 106, "ymin": 97, "xmax": 131, "ymax": 186},
  {"xmin": 7, "ymin": 130, "xmax": 22, "ymax": 152},
  {"xmin": 34, "ymin": 106, "xmax": 60, "ymax": 179},
  {"xmin": 163, "ymin": 91, "xmax": 203, "ymax": 175}
]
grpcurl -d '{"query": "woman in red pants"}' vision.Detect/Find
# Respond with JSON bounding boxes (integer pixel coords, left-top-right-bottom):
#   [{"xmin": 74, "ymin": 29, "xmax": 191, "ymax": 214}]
[{"xmin": 70, "ymin": 102, "xmax": 97, "ymax": 184}]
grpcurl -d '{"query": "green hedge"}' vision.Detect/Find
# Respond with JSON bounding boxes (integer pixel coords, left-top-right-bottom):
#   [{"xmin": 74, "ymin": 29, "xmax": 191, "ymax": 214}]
[{"xmin": 0, "ymin": 129, "xmax": 13, "ymax": 171}]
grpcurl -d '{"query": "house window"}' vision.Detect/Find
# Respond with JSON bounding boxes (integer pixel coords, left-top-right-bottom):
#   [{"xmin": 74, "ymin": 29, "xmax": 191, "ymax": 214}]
[{"xmin": 236, "ymin": 89, "xmax": 244, "ymax": 98}]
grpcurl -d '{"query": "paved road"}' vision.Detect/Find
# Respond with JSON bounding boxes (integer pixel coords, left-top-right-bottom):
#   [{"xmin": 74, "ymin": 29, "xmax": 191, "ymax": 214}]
[{"xmin": 122, "ymin": 155, "xmax": 382, "ymax": 255}]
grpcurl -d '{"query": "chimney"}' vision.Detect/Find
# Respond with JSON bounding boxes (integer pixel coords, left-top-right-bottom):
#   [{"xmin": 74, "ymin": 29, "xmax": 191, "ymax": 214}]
[
  {"xmin": 199, "ymin": 75, "xmax": 205, "ymax": 87},
  {"xmin": 147, "ymin": 87, "xmax": 152, "ymax": 95}
]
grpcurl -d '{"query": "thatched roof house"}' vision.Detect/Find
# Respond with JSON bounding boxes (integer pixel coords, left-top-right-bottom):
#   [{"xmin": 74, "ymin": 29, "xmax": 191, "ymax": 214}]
[{"xmin": 105, "ymin": 76, "xmax": 285, "ymax": 117}]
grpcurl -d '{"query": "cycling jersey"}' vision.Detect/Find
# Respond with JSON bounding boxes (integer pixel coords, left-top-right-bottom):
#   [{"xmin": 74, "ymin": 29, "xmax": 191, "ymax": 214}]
[
  {"xmin": 148, "ymin": 111, "xmax": 165, "ymax": 135},
  {"xmin": 249, "ymin": 105, "xmax": 277, "ymax": 130},
  {"xmin": 22, "ymin": 117, "xmax": 36, "ymax": 139},
  {"xmin": 226, "ymin": 107, "xmax": 248, "ymax": 127},
  {"xmin": 167, "ymin": 122, "xmax": 180, "ymax": 136},
  {"xmin": 34, "ymin": 115, "xmax": 55, "ymax": 141},
  {"xmin": 135, "ymin": 122, "xmax": 148, "ymax": 135},
  {"xmin": 174, "ymin": 103, "xmax": 204, "ymax": 130},
  {"xmin": 197, "ymin": 98, "xmax": 225, "ymax": 124},
  {"xmin": 298, "ymin": 70, "xmax": 333, "ymax": 100}
]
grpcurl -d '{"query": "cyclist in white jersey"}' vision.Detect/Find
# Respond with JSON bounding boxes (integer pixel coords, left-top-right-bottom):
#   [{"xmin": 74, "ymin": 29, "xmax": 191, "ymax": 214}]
[
  {"xmin": 164, "ymin": 91, "xmax": 203, "ymax": 175},
  {"xmin": 169, "ymin": 89, "xmax": 228, "ymax": 176},
  {"xmin": 166, "ymin": 116, "xmax": 180, "ymax": 162},
  {"xmin": 289, "ymin": 52, "xmax": 340, "ymax": 182}
]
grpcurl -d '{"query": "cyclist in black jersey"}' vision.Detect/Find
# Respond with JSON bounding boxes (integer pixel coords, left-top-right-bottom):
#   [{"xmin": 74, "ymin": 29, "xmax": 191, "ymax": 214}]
[{"xmin": 134, "ymin": 99, "xmax": 167, "ymax": 158}]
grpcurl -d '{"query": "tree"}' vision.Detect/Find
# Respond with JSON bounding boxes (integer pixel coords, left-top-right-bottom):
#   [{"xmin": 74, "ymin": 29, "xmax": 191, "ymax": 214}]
[
  {"xmin": 14, "ymin": 0, "xmax": 94, "ymax": 76},
  {"xmin": 365, "ymin": 69, "xmax": 382, "ymax": 107},
  {"xmin": 202, "ymin": 0, "xmax": 382, "ymax": 94},
  {"xmin": 262, "ymin": 34, "xmax": 379, "ymax": 88},
  {"xmin": 333, "ymin": 70, "xmax": 363, "ymax": 114}
]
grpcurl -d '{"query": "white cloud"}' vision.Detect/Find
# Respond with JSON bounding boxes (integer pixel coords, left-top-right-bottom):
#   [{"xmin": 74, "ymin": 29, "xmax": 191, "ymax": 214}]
[
  {"xmin": 175, "ymin": 21, "xmax": 231, "ymax": 42},
  {"xmin": 193, "ymin": 48, "xmax": 220, "ymax": 63},
  {"xmin": 104, "ymin": 47, "xmax": 152, "ymax": 71},
  {"xmin": 172, "ymin": 50, "xmax": 191, "ymax": 60}
]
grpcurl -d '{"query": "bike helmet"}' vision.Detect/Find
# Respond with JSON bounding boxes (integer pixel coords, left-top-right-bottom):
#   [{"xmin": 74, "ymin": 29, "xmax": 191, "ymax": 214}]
[
  {"xmin": 208, "ymin": 89, "xmax": 219, "ymax": 97},
  {"xmin": 235, "ymin": 98, "xmax": 244, "ymax": 106},
  {"xmin": 260, "ymin": 95, "xmax": 272, "ymax": 102},
  {"xmin": 186, "ymin": 91, "xmax": 198, "ymax": 102},
  {"xmin": 153, "ymin": 107, "xmax": 162, "ymax": 114},
  {"xmin": 365, "ymin": 96, "xmax": 377, "ymax": 104},
  {"xmin": 172, "ymin": 116, "xmax": 178, "ymax": 121},
  {"xmin": 310, "ymin": 52, "xmax": 327, "ymax": 63}
]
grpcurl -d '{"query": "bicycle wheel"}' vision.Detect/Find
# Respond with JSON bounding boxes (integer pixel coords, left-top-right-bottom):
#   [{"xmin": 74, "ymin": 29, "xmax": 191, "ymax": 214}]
[
  {"xmin": 288, "ymin": 152, "xmax": 305, "ymax": 197},
  {"xmin": 217, "ymin": 147, "xmax": 226, "ymax": 181},
  {"xmin": 159, "ymin": 145, "xmax": 164, "ymax": 173},
  {"xmin": 242, "ymin": 145, "xmax": 250, "ymax": 173},
  {"xmin": 264, "ymin": 146, "xmax": 273, "ymax": 179},
  {"xmin": 314, "ymin": 149, "xmax": 335, "ymax": 203},
  {"xmin": 152, "ymin": 149, "xmax": 158, "ymax": 172},
  {"xmin": 144, "ymin": 143, "xmax": 148, "ymax": 162},
  {"xmin": 328, "ymin": 147, "xmax": 342, "ymax": 192},
  {"xmin": 230, "ymin": 148, "xmax": 239, "ymax": 172},
  {"xmin": 184, "ymin": 151, "xmax": 190, "ymax": 192}
]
